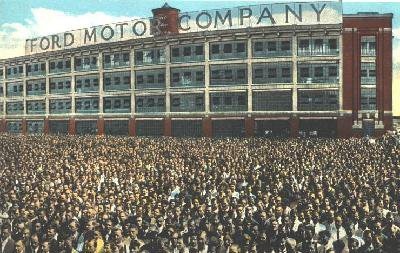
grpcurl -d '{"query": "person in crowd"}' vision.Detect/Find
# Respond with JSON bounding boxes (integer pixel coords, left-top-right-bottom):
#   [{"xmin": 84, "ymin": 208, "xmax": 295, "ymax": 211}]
[{"xmin": 0, "ymin": 133, "xmax": 399, "ymax": 252}]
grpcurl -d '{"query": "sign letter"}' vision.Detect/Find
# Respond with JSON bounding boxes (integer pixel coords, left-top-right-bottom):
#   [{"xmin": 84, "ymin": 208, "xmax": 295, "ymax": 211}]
[
  {"xmin": 311, "ymin": 4, "xmax": 326, "ymax": 22},
  {"xmin": 215, "ymin": 10, "xmax": 232, "ymax": 28},
  {"xmin": 285, "ymin": 4, "xmax": 302, "ymax": 23}
]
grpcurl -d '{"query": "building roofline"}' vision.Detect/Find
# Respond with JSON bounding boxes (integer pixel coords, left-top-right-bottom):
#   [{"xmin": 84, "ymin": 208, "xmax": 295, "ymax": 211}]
[{"xmin": 343, "ymin": 13, "xmax": 393, "ymax": 18}]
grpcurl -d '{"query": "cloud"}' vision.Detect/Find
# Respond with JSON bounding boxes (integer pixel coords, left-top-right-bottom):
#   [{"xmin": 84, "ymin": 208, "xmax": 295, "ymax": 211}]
[
  {"xmin": 393, "ymin": 28, "xmax": 400, "ymax": 40},
  {"xmin": 0, "ymin": 8, "xmax": 135, "ymax": 59}
]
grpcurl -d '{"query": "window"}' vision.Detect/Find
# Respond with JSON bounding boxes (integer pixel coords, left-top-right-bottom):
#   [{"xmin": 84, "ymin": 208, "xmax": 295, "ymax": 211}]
[
  {"xmin": 236, "ymin": 43, "xmax": 245, "ymax": 53},
  {"xmin": 267, "ymin": 42, "xmax": 276, "ymax": 51},
  {"xmin": 254, "ymin": 42, "xmax": 263, "ymax": 52},
  {"xmin": 105, "ymin": 55, "xmax": 111, "ymax": 64},
  {"xmin": 136, "ymin": 75, "xmax": 144, "ymax": 84},
  {"xmin": 225, "ymin": 70, "xmax": 233, "ymax": 80},
  {"xmin": 183, "ymin": 47, "xmax": 191, "ymax": 56},
  {"xmin": 369, "ymin": 69, "xmax": 376, "ymax": 77},
  {"xmin": 238, "ymin": 95, "xmax": 246, "ymax": 105},
  {"xmin": 50, "ymin": 62, "xmax": 56, "ymax": 70},
  {"xmin": 172, "ymin": 73, "xmax": 180, "ymax": 83},
  {"xmin": 195, "ymin": 46, "xmax": 203, "ymax": 55},
  {"xmin": 123, "ymin": 53, "xmax": 130, "ymax": 62},
  {"xmin": 172, "ymin": 98, "xmax": 180, "ymax": 107},
  {"xmin": 212, "ymin": 97, "xmax": 220, "ymax": 106},
  {"xmin": 254, "ymin": 68, "xmax": 263, "ymax": 79},
  {"xmin": 223, "ymin": 44, "xmax": 232, "ymax": 53},
  {"xmin": 196, "ymin": 71, "xmax": 204, "ymax": 82},
  {"xmin": 172, "ymin": 48, "xmax": 180, "ymax": 57},
  {"xmin": 314, "ymin": 39, "xmax": 323, "ymax": 51},
  {"xmin": 314, "ymin": 67, "xmax": 324, "ymax": 77},
  {"xmin": 282, "ymin": 68, "xmax": 291, "ymax": 78},
  {"xmin": 328, "ymin": 39, "xmax": 337, "ymax": 50},
  {"xmin": 328, "ymin": 66, "xmax": 338, "ymax": 77},
  {"xmin": 299, "ymin": 40, "xmax": 309, "ymax": 50},
  {"xmin": 212, "ymin": 44, "xmax": 219, "ymax": 54},
  {"xmin": 158, "ymin": 73, "xmax": 165, "ymax": 83},
  {"xmin": 224, "ymin": 96, "xmax": 232, "ymax": 105},
  {"xmin": 300, "ymin": 67, "xmax": 310, "ymax": 78},
  {"xmin": 268, "ymin": 68, "xmax": 277, "ymax": 78},
  {"xmin": 137, "ymin": 98, "xmax": 143, "ymax": 107},
  {"xmin": 237, "ymin": 69, "xmax": 246, "ymax": 80},
  {"xmin": 105, "ymin": 100, "xmax": 112, "ymax": 109},
  {"xmin": 281, "ymin": 41, "xmax": 291, "ymax": 51},
  {"xmin": 147, "ymin": 75, "xmax": 154, "ymax": 83}
]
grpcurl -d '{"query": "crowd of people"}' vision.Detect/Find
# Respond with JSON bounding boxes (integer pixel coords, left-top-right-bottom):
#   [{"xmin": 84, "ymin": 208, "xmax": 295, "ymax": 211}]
[{"xmin": 0, "ymin": 133, "xmax": 399, "ymax": 253}]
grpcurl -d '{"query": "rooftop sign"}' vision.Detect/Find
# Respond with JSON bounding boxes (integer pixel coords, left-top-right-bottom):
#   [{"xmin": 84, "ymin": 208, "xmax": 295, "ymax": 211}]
[{"xmin": 25, "ymin": 1, "xmax": 342, "ymax": 55}]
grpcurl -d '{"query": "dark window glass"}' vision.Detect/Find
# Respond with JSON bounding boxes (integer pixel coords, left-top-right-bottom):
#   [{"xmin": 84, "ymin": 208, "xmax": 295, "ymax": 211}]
[
  {"xmin": 267, "ymin": 41, "xmax": 276, "ymax": 51},
  {"xmin": 104, "ymin": 55, "xmax": 111, "ymax": 64},
  {"xmin": 237, "ymin": 69, "xmax": 246, "ymax": 80},
  {"xmin": 328, "ymin": 39, "xmax": 337, "ymax": 50},
  {"xmin": 268, "ymin": 68, "xmax": 277, "ymax": 78},
  {"xmin": 212, "ymin": 96, "xmax": 220, "ymax": 106},
  {"xmin": 123, "ymin": 53, "xmax": 130, "ymax": 62},
  {"xmin": 236, "ymin": 43, "xmax": 245, "ymax": 53},
  {"xmin": 238, "ymin": 95, "xmax": 246, "ymax": 105},
  {"xmin": 211, "ymin": 44, "xmax": 220, "ymax": 54},
  {"xmin": 300, "ymin": 67, "xmax": 310, "ymax": 78},
  {"xmin": 183, "ymin": 47, "xmax": 191, "ymax": 56},
  {"xmin": 224, "ymin": 96, "xmax": 232, "ymax": 105},
  {"xmin": 223, "ymin": 44, "xmax": 232, "ymax": 53},
  {"xmin": 195, "ymin": 46, "xmax": 203, "ymax": 55},
  {"xmin": 328, "ymin": 66, "xmax": 338, "ymax": 77},
  {"xmin": 172, "ymin": 48, "xmax": 180, "ymax": 57},
  {"xmin": 282, "ymin": 68, "xmax": 291, "ymax": 78},
  {"xmin": 172, "ymin": 72, "xmax": 180, "ymax": 83},
  {"xmin": 281, "ymin": 41, "xmax": 291, "ymax": 51},
  {"xmin": 314, "ymin": 67, "xmax": 324, "ymax": 77},
  {"xmin": 254, "ymin": 42, "xmax": 263, "ymax": 52},
  {"xmin": 158, "ymin": 74, "xmax": 165, "ymax": 83},
  {"xmin": 254, "ymin": 68, "xmax": 263, "ymax": 78}
]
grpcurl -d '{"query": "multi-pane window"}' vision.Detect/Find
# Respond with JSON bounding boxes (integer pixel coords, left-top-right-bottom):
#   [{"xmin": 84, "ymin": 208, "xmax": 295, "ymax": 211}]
[
  {"xmin": 361, "ymin": 62, "xmax": 376, "ymax": 85},
  {"xmin": 26, "ymin": 62, "xmax": 46, "ymax": 77},
  {"xmin": 49, "ymin": 58, "xmax": 71, "ymax": 74},
  {"xmin": 135, "ymin": 48, "xmax": 165, "ymax": 65},
  {"xmin": 298, "ymin": 90, "xmax": 338, "ymax": 111},
  {"xmin": 135, "ymin": 69, "xmax": 165, "ymax": 89},
  {"xmin": 50, "ymin": 77, "xmax": 71, "ymax": 94},
  {"xmin": 298, "ymin": 38, "xmax": 339, "ymax": 56},
  {"xmin": 105, "ymin": 120, "xmax": 129, "ymax": 135},
  {"xmin": 171, "ymin": 67, "xmax": 205, "ymax": 87},
  {"xmin": 103, "ymin": 96, "xmax": 131, "ymax": 113},
  {"xmin": 171, "ymin": 93, "xmax": 204, "ymax": 112},
  {"xmin": 104, "ymin": 51, "xmax": 130, "ymax": 69},
  {"xmin": 136, "ymin": 120, "xmax": 164, "ymax": 136},
  {"xmin": 6, "ymin": 65, "xmax": 24, "ymax": 79},
  {"xmin": 0, "ymin": 83, "xmax": 3, "ymax": 97},
  {"xmin": 76, "ymin": 121, "xmax": 98, "ymax": 135},
  {"xmin": 361, "ymin": 88, "xmax": 376, "ymax": 110},
  {"xmin": 213, "ymin": 120, "xmax": 245, "ymax": 137},
  {"xmin": 253, "ymin": 91, "xmax": 292, "ymax": 111},
  {"xmin": 172, "ymin": 120, "xmax": 202, "ymax": 137},
  {"xmin": 27, "ymin": 100, "xmax": 46, "ymax": 114},
  {"xmin": 27, "ymin": 121, "xmax": 44, "ymax": 134},
  {"xmin": 49, "ymin": 99, "xmax": 71, "ymax": 114},
  {"xmin": 75, "ymin": 55, "xmax": 98, "ymax": 71},
  {"xmin": 0, "ymin": 68, "xmax": 3, "ymax": 79},
  {"xmin": 49, "ymin": 120, "xmax": 69, "ymax": 134},
  {"xmin": 361, "ymin": 36, "xmax": 376, "ymax": 56},
  {"xmin": 210, "ymin": 41, "xmax": 247, "ymax": 60},
  {"xmin": 27, "ymin": 79, "xmax": 46, "ymax": 96},
  {"xmin": 253, "ymin": 62, "xmax": 292, "ymax": 84},
  {"xmin": 210, "ymin": 64, "xmax": 247, "ymax": 86},
  {"xmin": 171, "ymin": 44, "xmax": 204, "ymax": 63},
  {"xmin": 297, "ymin": 63, "xmax": 339, "ymax": 84},
  {"xmin": 7, "ymin": 121, "xmax": 22, "ymax": 133},
  {"xmin": 210, "ymin": 92, "xmax": 247, "ymax": 112},
  {"xmin": 76, "ymin": 97, "xmax": 99, "ymax": 114},
  {"xmin": 104, "ymin": 71, "xmax": 130, "ymax": 91},
  {"xmin": 253, "ymin": 40, "xmax": 292, "ymax": 57},
  {"xmin": 6, "ymin": 82, "xmax": 23, "ymax": 97},
  {"xmin": 135, "ymin": 95, "xmax": 165, "ymax": 113},
  {"xmin": 0, "ymin": 102, "xmax": 3, "ymax": 115},
  {"xmin": 6, "ymin": 101, "xmax": 24, "ymax": 115},
  {"xmin": 75, "ymin": 74, "xmax": 99, "ymax": 93}
]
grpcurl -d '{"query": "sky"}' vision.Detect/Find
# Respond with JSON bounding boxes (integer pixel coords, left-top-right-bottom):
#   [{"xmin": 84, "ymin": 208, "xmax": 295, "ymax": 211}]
[{"xmin": 0, "ymin": 0, "xmax": 399, "ymax": 115}]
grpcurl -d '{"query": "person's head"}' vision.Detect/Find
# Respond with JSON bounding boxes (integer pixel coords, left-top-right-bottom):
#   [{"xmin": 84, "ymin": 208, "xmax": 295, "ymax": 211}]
[
  {"xmin": 30, "ymin": 234, "xmax": 40, "ymax": 249},
  {"xmin": 15, "ymin": 240, "xmax": 25, "ymax": 253},
  {"xmin": 41, "ymin": 241, "xmax": 50, "ymax": 253},
  {"xmin": 23, "ymin": 227, "xmax": 30, "ymax": 240},
  {"xmin": 1, "ymin": 223, "xmax": 11, "ymax": 239}
]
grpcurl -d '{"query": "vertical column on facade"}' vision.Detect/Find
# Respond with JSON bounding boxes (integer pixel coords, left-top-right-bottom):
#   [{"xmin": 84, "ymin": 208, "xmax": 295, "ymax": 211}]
[
  {"xmin": 44, "ymin": 59, "xmax": 50, "ymax": 134},
  {"xmin": 338, "ymin": 34, "xmax": 344, "ymax": 112},
  {"xmin": 353, "ymin": 29, "xmax": 361, "ymax": 125},
  {"xmin": 204, "ymin": 40, "xmax": 210, "ymax": 114},
  {"xmin": 164, "ymin": 44, "xmax": 172, "ymax": 136},
  {"xmin": 383, "ymin": 28, "xmax": 393, "ymax": 130},
  {"xmin": 246, "ymin": 37, "xmax": 254, "ymax": 137},
  {"xmin": 98, "ymin": 52, "xmax": 105, "ymax": 135},
  {"xmin": 203, "ymin": 40, "xmax": 211, "ymax": 137},
  {"xmin": 2, "ymin": 65, "xmax": 6, "ymax": 122},
  {"xmin": 70, "ymin": 55, "xmax": 76, "ymax": 118},
  {"xmin": 130, "ymin": 48, "xmax": 136, "ymax": 136},
  {"xmin": 22, "ymin": 64, "xmax": 27, "ymax": 135},
  {"xmin": 45, "ymin": 59, "xmax": 50, "ymax": 116},
  {"xmin": 292, "ymin": 33, "xmax": 298, "ymax": 112},
  {"xmin": 98, "ymin": 52, "xmax": 104, "ymax": 118},
  {"xmin": 22, "ymin": 63, "xmax": 27, "ymax": 116},
  {"xmin": 376, "ymin": 29, "xmax": 384, "ymax": 125}
]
